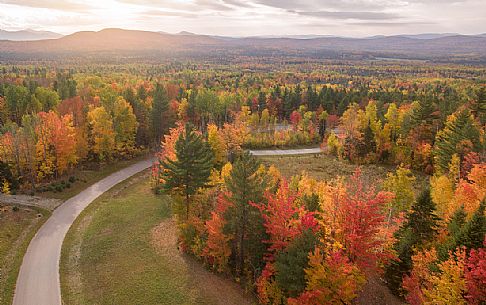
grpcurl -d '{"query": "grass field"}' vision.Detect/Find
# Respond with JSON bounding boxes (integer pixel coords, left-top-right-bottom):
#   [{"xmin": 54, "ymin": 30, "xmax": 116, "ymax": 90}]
[
  {"xmin": 258, "ymin": 153, "xmax": 427, "ymax": 192},
  {"xmin": 61, "ymin": 172, "xmax": 255, "ymax": 305},
  {"xmin": 0, "ymin": 204, "xmax": 50, "ymax": 305}
]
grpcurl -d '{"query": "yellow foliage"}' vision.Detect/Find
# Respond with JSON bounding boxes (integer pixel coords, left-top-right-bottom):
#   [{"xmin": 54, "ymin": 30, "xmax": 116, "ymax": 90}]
[
  {"xmin": 220, "ymin": 162, "xmax": 232, "ymax": 180},
  {"xmin": 2, "ymin": 179, "xmax": 10, "ymax": 195},
  {"xmin": 207, "ymin": 123, "xmax": 227, "ymax": 165},
  {"xmin": 423, "ymin": 248, "xmax": 467, "ymax": 305},
  {"xmin": 430, "ymin": 175, "xmax": 454, "ymax": 218},
  {"xmin": 448, "ymin": 154, "xmax": 461, "ymax": 186}
]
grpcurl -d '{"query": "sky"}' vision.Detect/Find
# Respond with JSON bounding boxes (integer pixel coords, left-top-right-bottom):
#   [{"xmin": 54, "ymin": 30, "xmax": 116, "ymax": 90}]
[{"xmin": 0, "ymin": 0, "xmax": 485, "ymax": 37}]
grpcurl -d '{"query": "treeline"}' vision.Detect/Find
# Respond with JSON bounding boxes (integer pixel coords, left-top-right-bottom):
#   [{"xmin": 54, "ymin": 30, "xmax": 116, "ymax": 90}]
[
  {"xmin": 155, "ymin": 120, "xmax": 485, "ymax": 304},
  {"xmin": 0, "ymin": 72, "xmax": 177, "ymax": 192}
]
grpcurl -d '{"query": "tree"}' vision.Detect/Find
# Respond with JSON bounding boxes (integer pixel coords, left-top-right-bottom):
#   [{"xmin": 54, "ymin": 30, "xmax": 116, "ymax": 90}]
[
  {"xmin": 87, "ymin": 106, "xmax": 115, "ymax": 161},
  {"xmin": 207, "ymin": 123, "xmax": 226, "ymax": 167},
  {"xmin": 337, "ymin": 169, "xmax": 394, "ymax": 271},
  {"xmin": 434, "ymin": 109, "xmax": 481, "ymax": 174},
  {"xmin": 385, "ymin": 188, "xmax": 440, "ymax": 294},
  {"xmin": 288, "ymin": 248, "xmax": 365, "ymax": 305},
  {"xmin": 162, "ymin": 123, "xmax": 213, "ymax": 219},
  {"xmin": 34, "ymin": 87, "xmax": 60, "ymax": 112},
  {"xmin": 275, "ymin": 229, "xmax": 319, "ymax": 297},
  {"xmin": 151, "ymin": 83, "xmax": 169, "ymax": 142},
  {"xmin": 465, "ymin": 244, "xmax": 486, "ymax": 305},
  {"xmin": 113, "ymin": 96, "xmax": 138, "ymax": 156},
  {"xmin": 383, "ymin": 165, "xmax": 416, "ymax": 220},
  {"xmin": 430, "ymin": 174, "xmax": 454, "ymax": 217},
  {"xmin": 224, "ymin": 152, "xmax": 267, "ymax": 276}
]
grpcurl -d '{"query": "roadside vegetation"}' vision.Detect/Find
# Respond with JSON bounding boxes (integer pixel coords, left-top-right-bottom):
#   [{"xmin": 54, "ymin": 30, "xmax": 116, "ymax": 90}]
[{"xmin": 0, "ymin": 204, "xmax": 50, "ymax": 305}]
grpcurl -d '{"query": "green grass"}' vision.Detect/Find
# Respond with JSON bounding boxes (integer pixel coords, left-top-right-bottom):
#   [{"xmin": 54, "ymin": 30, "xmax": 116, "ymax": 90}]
[
  {"xmin": 61, "ymin": 172, "xmax": 254, "ymax": 305},
  {"xmin": 40, "ymin": 154, "xmax": 150, "ymax": 201},
  {"xmin": 258, "ymin": 153, "xmax": 428, "ymax": 192},
  {"xmin": 0, "ymin": 205, "xmax": 50, "ymax": 305}
]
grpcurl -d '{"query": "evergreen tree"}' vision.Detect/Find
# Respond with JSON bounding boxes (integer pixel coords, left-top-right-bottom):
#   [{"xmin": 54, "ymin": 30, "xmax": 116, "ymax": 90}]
[
  {"xmin": 162, "ymin": 123, "xmax": 214, "ymax": 219},
  {"xmin": 275, "ymin": 229, "xmax": 319, "ymax": 297},
  {"xmin": 151, "ymin": 83, "xmax": 170, "ymax": 143},
  {"xmin": 434, "ymin": 109, "xmax": 481, "ymax": 173},
  {"xmin": 437, "ymin": 203, "xmax": 485, "ymax": 261},
  {"xmin": 224, "ymin": 152, "xmax": 267, "ymax": 276},
  {"xmin": 385, "ymin": 188, "xmax": 439, "ymax": 295}
]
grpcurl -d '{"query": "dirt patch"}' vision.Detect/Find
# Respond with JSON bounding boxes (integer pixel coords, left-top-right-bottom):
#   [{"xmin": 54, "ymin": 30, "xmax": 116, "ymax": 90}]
[
  {"xmin": 0, "ymin": 194, "xmax": 62, "ymax": 211},
  {"xmin": 355, "ymin": 275, "xmax": 405, "ymax": 305},
  {"xmin": 151, "ymin": 218, "xmax": 256, "ymax": 305}
]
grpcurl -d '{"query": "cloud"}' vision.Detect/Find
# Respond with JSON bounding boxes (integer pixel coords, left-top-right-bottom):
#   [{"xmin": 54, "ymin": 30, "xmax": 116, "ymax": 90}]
[
  {"xmin": 294, "ymin": 10, "xmax": 400, "ymax": 20},
  {"xmin": 142, "ymin": 10, "xmax": 197, "ymax": 18},
  {"xmin": 117, "ymin": 0, "xmax": 234, "ymax": 11},
  {"xmin": 348, "ymin": 21, "xmax": 435, "ymax": 26},
  {"xmin": 221, "ymin": 0, "xmax": 255, "ymax": 8},
  {"xmin": 0, "ymin": 0, "xmax": 92, "ymax": 11}
]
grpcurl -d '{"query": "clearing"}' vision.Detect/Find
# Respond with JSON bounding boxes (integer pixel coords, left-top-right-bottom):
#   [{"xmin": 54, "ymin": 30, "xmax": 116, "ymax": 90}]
[{"xmin": 61, "ymin": 171, "xmax": 256, "ymax": 305}]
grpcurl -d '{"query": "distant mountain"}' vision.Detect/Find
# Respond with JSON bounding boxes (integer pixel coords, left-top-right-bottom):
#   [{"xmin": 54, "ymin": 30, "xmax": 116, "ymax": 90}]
[
  {"xmin": 0, "ymin": 28, "xmax": 485, "ymax": 62},
  {"xmin": 0, "ymin": 29, "xmax": 63, "ymax": 41},
  {"xmin": 248, "ymin": 34, "xmax": 340, "ymax": 39},
  {"xmin": 178, "ymin": 31, "xmax": 196, "ymax": 35},
  {"xmin": 393, "ymin": 33, "xmax": 459, "ymax": 39}
]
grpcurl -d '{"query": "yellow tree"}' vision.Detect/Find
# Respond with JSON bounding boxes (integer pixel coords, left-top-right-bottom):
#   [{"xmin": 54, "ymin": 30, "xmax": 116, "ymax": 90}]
[
  {"xmin": 87, "ymin": 106, "xmax": 115, "ymax": 161},
  {"xmin": 207, "ymin": 123, "xmax": 226, "ymax": 166},
  {"xmin": 383, "ymin": 165, "xmax": 416, "ymax": 220},
  {"xmin": 113, "ymin": 97, "xmax": 138, "ymax": 156},
  {"xmin": 430, "ymin": 175, "xmax": 454, "ymax": 218},
  {"xmin": 424, "ymin": 248, "xmax": 467, "ymax": 305}
]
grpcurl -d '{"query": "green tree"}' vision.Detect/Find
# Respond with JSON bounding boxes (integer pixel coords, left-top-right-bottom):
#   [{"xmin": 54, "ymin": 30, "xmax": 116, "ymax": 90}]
[
  {"xmin": 224, "ymin": 152, "xmax": 267, "ymax": 276},
  {"xmin": 151, "ymin": 83, "xmax": 169, "ymax": 143},
  {"xmin": 275, "ymin": 229, "xmax": 319, "ymax": 297},
  {"xmin": 162, "ymin": 123, "xmax": 213, "ymax": 219},
  {"xmin": 383, "ymin": 166, "xmax": 416, "ymax": 220},
  {"xmin": 434, "ymin": 109, "xmax": 481, "ymax": 174},
  {"xmin": 34, "ymin": 87, "xmax": 60, "ymax": 112},
  {"xmin": 385, "ymin": 188, "xmax": 439, "ymax": 294}
]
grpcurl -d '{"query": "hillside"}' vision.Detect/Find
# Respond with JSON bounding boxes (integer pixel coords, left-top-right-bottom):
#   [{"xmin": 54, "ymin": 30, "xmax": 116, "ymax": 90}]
[{"xmin": 0, "ymin": 28, "xmax": 485, "ymax": 61}]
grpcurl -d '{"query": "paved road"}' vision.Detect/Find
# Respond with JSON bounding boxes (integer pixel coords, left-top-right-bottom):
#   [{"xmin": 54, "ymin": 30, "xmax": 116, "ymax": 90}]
[
  {"xmin": 249, "ymin": 147, "xmax": 322, "ymax": 156},
  {"xmin": 13, "ymin": 159, "xmax": 153, "ymax": 305}
]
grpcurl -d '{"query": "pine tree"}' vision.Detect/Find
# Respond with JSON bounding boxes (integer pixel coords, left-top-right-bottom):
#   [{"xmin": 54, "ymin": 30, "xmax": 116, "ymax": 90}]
[
  {"xmin": 434, "ymin": 109, "xmax": 481, "ymax": 174},
  {"xmin": 275, "ymin": 229, "xmax": 319, "ymax": 297},
  {"xmin": 224, "ymin": 151, "xmax": 267, "ymax": 276},
  {"xmin": 151, "ymin": 83, "xmax": 169, "ymax": 143},
  {"xmin": 437, "ymin": 203, "xmax": 485, "ymax": 261},
  {"xmin": 162, "ymin": 123, "xmax": 214, "ymax": 219},
  {"xmin": 385, "ymin": 188, "xmax": 440, "ymax": 294}
]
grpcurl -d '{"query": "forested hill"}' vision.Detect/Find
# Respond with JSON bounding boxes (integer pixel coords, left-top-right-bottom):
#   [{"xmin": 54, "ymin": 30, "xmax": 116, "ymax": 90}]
[{"xmin": 1, "ymin": 28, "xmax": 486, "ymax": 63}]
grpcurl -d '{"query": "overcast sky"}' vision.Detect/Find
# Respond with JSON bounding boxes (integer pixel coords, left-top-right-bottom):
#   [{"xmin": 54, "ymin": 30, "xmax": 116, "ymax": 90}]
[{"xmin": 0, "ymin": 0, "xmax": 485, "ymax": 37}]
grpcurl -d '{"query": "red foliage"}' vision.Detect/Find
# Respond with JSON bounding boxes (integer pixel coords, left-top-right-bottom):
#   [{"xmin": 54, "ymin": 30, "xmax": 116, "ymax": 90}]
[
  {"xmin": 251, "ymin": 180, "xmax": 318, "ymax": 261},
  {"xmin": 290, "ymin": 111, "xmax": 302, "ymax": 130},
  {"xmin": 339, "ymin": 169, "xmax": 395, "ymax": 272},
  {"xmin": 465, "ymin": 240, "xmax": 486, "ymax": 305}
]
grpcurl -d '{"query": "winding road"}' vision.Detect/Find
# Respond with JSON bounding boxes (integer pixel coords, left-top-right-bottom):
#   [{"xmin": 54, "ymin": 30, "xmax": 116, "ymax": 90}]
[
  {"xmin": 13, "ymin": 159, "xmax": 153, "ymax": 305},
  {"xmin": 12, "ymin": 148, "xmax": 319, "ymax": 305},
  {"xmin": 249, "ymin": 146, "xmax": 322, "ymax": 156}
]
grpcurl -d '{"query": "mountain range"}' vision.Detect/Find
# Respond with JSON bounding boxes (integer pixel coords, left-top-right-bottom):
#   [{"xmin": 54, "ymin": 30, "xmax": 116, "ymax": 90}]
[
  {"xmin": 1, "ymin": 28, "xmax": 485, "ymax": 62},
  {"xmin": 0, "ymin": 29, "xmax": 63, "ymax": 41}
]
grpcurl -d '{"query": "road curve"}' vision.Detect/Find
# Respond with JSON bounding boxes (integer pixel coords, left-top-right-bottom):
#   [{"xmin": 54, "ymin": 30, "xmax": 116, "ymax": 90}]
[
  {"xmin": 13, "ymin": 159, "xmax": 153, "ymax": 305},
  {"xmin": 249, "ymin": 147, "xmax": 322, "ymax": 156}
]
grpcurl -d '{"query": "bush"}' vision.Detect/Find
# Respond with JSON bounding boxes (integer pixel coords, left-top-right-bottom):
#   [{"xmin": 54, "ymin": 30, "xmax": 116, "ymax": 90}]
[{"xmin": 68, "ymin": 176, "xmax": 76, "ymax": 183}]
